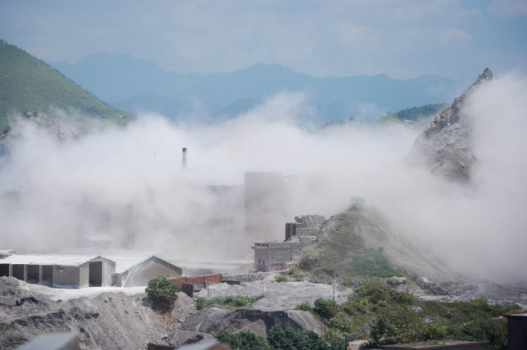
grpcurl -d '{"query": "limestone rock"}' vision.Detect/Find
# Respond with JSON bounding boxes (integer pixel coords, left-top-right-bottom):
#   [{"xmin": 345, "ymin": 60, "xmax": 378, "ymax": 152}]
[
  {"xmin": 407, "ymin": 68, "xmax": 493, "ymax": 181},
  {"xmin": 386, "ymin": 276, "xmax": 407, "ymax": 287},
  {"xmin": 416, "ymin": 277, "xmax": 430, "ymax": 288},
  {"xmin": 178, "ymin": 305, "xmax": 325, "ymax": 337}
]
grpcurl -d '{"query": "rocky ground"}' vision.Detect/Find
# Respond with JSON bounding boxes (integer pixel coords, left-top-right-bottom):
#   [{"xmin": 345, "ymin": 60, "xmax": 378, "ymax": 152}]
[
  {"xmin": 0, "ymin": 276, "xmax": 196, "ymax": 350},
  {"xmin": 196, "ymin": 280, "xmax": 353, "ymax": 311}
]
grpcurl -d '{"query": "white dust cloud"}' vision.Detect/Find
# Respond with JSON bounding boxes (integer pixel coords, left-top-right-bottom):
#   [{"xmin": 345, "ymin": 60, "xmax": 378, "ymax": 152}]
[{"xmin": 0, "ymin": 78, "xmax": 526, "ymax": 283}]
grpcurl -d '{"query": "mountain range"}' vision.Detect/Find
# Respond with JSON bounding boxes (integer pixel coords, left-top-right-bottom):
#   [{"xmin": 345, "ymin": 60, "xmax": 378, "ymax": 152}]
[
  {"xmin": 52, "ymin": 54, "xmax": 472, "ymax": 123},
  {"xmin": 0, "ymin": 41, "xmax": 130, "ymax": 132}
]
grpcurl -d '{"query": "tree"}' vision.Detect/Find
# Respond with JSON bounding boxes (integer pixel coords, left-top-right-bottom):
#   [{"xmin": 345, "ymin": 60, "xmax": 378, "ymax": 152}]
[{"xmin": 146, "ymin": 277, "xmax": 180, "ymax": 310}]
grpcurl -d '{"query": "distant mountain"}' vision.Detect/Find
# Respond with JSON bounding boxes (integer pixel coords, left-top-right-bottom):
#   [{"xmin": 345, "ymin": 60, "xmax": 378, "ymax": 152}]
[
  {"xmin": 0, "ymin": 41, "xmax": 131, "ymax": 132},
  {"xmin": 53, "ymin": 53, "xmax": 472, "ymax": 122},
  {"xmin": 378, "ymin": 103, "xmax": 449, "ymax": 123}
]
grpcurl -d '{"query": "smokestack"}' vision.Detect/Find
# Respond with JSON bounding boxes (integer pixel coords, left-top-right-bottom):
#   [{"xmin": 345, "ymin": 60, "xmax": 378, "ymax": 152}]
[{"xmin": 182, "ymin": 148, "xmax": 187, "ymax": 169}]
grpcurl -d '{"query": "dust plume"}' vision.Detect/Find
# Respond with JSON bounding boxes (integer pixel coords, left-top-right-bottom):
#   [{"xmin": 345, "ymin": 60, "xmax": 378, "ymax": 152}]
[{"xmin": 0, "ymin": 76, "xmax": 526, "ymax": 283}]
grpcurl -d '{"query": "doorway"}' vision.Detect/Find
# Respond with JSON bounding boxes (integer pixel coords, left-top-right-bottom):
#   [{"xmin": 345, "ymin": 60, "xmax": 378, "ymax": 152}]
[
  {"xmin": 41, "ymin": 265, "xmax": 53, "ymax": 286},
  {"xmin": 89, "ymin": 262, "xmax": 102, "ymax": 287}
]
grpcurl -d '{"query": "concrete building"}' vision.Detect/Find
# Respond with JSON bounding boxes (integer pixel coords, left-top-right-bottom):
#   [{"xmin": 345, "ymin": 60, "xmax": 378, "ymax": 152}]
[
  {"xmin": 0, "ymin": 254, "xmax": 115, "ymax": 288},
  {"xmin": 0, "ymin": 250, "xmax": 183, "ymax": 288},
  {"xmin": 253, "ymin": 215, "xmax": 324, "ymax": 272},
  {"xmin": 245, "ymin": 172, "xmax": 284, "ymax": 244}
]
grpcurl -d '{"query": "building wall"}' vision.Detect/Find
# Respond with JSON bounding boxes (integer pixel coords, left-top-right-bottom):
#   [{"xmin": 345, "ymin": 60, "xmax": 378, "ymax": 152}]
[
  {"xmin": 53, "ymin": 266, "xmax": 80, "ymax": 288},
  {"xmin": 120, "ymin": 257, "xmax": 182, "ymax": 287},
  {"xmin": 254, "ymin": 247, "xmax": 271, "ymax": 272},
  {"xmin": 245, "ymin": 172, "xmax": 284, "ymax": 243},
  {"xmin": 169, "ymin": 274, "xmax": 222, "ymax": 288},
  {"xmin": 79, "ymin": 263, "xmax": 89, "ymax": 288}
]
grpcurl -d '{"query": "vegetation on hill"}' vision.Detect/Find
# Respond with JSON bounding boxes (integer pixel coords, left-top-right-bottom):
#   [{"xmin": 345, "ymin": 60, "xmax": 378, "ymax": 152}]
[
  {"xmin": 195, "ymin": 295, "xmax": 263, "ymax": 310},
  {"xmin": 378, "ymin": 103, "xmax": 448, "ymax": 123},
  {"xmin": 298, "ymin": 197, "xmax": 402, "ymax": 284},
  {"xmin": 0, "ymin": 40, "xmax": 131, "ymax": 132}
]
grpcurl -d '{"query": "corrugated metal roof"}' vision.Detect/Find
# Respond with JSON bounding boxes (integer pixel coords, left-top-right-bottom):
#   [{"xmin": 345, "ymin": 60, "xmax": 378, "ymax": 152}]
[
  {"xmin": 56, "ymin": 248, "xmax": 155, "ymax": 274},
  {"xmin": 0, "ymin": 249, "xmax": 15, "ymax": 255},
  {"xmin": 0, "ymin": 254, "xmax": 108, "ymax": 267}
]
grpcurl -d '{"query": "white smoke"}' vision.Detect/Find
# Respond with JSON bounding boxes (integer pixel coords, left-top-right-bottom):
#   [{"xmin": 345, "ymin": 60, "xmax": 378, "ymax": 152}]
[{"xmin": 0, "ymin": 77, "xmax": 526, "ymax": 283}]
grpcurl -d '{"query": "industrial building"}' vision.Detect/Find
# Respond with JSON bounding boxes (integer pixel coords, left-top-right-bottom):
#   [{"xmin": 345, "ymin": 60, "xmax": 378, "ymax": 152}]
[
  {"xmin": 252, "ymin": 215, "xmax": 324, "ymax": 272},
  {"xmin": 0, "ymin": 250, "xmax": 182, "ymax": 288}
]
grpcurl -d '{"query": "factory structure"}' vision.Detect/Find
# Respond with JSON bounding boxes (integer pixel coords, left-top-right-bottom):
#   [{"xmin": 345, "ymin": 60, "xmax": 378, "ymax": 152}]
[{"xmin": 0, "ymin": 249, "xmax": 182, "ymax": 288}]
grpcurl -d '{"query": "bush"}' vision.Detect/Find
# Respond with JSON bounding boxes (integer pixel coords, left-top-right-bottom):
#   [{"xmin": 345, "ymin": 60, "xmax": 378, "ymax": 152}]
[
  {"xmin": 216, "ymin": 327, "xmax": 328, "ymax": 350},
  {"xmin": 216, "ymin": 330, "xmax": 270, "ymax": 350},
  {"xmin": 276, "ymin": 275, "xmax": 289, "ymax": 283},
  {"xmin": 146, "ymin": 277, "xmax": 180, "ymax": 309},
  {"xmin": 294, "ymin": 302, "xmax": 313, "ymax": 311},
  {"xmin": 369, "ymin": 305, "xmax": 424, "ymax": 346},
  {"xmin": 195, "ymin": 295, "xmax": 263, "ymax": 310},
  {"xmin": 348, "ymin": 249, "xmax": 402, "ymax": 278},
  {"xmin": 354, "ymin": 278, "xmax": 388, "ymax": 304},
  {"xmin": 314, "ymin": 298, "xmax": 340, "ymax": 321},
  {"xmin": 268, "ymin": 326, "xmax": 328, "ymax": 350}
]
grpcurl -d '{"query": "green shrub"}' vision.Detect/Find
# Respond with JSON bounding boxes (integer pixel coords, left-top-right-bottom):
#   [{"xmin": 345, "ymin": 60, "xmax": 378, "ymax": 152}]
[
  {"xmin": 347, "ymin": 249, "xmax": 402, "ymax": 278},
  {"xmin": 216, "ymin": 330, "xmax": 270, "ymax": 350},
  {"xmin": 369, "ymin": 305, "xmax": 424, "ymax": 346},
  {"xmin": 354, "ymin": 278, "xmax": 388, "ymax": 304},
  {"xmin": 388, "ymin": 290, "xmax": 416, "ymax": 305},
  {"xmin": 294, "ymin": 302, "xmax": 313, "ymax": 311},
  {"xmin": 329, "ymin": 313, "xmax": 354, "ymax": 332},
  {"xmin": 314, "ymin": 298, "xmax": 340, "ymax": 321},
  {"xmin": 195, "ymin": 295, "xmax": 263, "ymax": 310},
  {"xmin": 268, "ymin": 326, "xmax": 328, "ymax": 350},
  {"xmin": 276, "ymin": 275, "xmax": 289, "ymax": 283},
  {"xmin": 146, "ymin": 277, "xmax": 180, "ymax": 309}
]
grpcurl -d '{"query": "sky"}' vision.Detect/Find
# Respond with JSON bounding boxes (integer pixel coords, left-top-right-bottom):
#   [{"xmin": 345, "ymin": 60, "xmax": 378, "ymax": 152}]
[{"xmin": 0, "ymin": 0, "xmax": 526, "ymax": 79}]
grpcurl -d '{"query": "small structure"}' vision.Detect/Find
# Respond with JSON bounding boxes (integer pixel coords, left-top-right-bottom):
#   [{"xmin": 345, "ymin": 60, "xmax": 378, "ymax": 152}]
[
  {"xmin": 57, "ymin": 248, "xmax": 183, "ymax": 288},
  {"xmin": 169, "ymin": 273, "xmax": 222, "ymax": 291},
  {"xmin": 504, "ymin": 313, "xmax": 527, "ymax": 350},
  {"xmin": 16, "ymin": 332, "xmax": 79, "ymax": 350},
  {"xmin": 383, "ymin": 340, "xmax": 488, "ymax": 350},
  {"xmin": 0, "ymin": 254, "xmax": 115, "ymax": 288},
  {"xmin": 111, "ymin": 255, "xmax": 182, "ymax": 287},
  {"xmin": 253, "ymin": 215, "xmax": 324, "ymax": 272}
]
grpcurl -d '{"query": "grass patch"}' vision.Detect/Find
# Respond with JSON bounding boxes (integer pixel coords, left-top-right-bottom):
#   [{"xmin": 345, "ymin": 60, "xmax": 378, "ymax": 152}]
[{"xmin": 195, "ymin": 295, "xmax": 263, "ymax": 310}]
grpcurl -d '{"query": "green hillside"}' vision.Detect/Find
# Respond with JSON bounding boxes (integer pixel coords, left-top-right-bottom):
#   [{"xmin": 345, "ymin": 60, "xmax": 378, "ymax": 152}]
[
  {"xmin": 378, "ymin": 103, "xmax": 448, "ymax": 123},
  {"xmin": 0, "ymin": 40, "xmax": 131, "ymax": 131}
]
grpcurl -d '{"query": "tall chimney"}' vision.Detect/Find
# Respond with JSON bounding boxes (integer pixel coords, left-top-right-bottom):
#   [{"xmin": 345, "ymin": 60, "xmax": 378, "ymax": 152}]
[{"xmin": 182, "ymin": 148, "xmax": 187, "ymax": 168}]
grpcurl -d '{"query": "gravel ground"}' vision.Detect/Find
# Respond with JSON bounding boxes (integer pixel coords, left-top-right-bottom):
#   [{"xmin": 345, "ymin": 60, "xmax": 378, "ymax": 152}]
[{"xmin": 197, "ymin": 280, "xmax": 353, "ymax": 311}]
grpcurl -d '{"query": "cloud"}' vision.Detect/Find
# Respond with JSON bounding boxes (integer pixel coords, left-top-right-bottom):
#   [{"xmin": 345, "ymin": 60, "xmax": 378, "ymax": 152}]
[
  {"xmin": 488, "ymin": 0, "xmax": 527, "ymax": 17},
  {"xmin": 439, "ymin": 28, "xmax": 471, "ymax": 44}
]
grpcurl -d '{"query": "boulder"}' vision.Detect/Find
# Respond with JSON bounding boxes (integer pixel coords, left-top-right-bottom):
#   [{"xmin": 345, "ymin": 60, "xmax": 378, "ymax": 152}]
[
  {"xmin": 386, "ymin": 277, "xmax": 407, "ymax": 287},
  {"xmin": 416, "ymin": 277, "xmax": 430, "ymax": 288}
]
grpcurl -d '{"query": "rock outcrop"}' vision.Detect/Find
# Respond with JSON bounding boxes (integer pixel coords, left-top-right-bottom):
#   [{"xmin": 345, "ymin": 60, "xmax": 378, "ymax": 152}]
[
  {"xmin": 0, "ymin": 276, "xmax": 196, "ymax": 350},
  {"xmin": 174, "ymin": 305, "xmax": 325, "ymax": 344},
  {"xmin": 407, "ymin": 68, "xmax": 493, "ymax": 181},
  {"xmin": 0, "ymin": 111, "xmax": 78, "ymax": 152}
]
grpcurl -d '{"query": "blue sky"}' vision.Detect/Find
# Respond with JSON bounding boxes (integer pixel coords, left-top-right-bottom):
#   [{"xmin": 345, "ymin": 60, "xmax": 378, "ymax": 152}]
[{"xmin": 0, "ymin": 0, "xmax": 526, "ymax": 79}]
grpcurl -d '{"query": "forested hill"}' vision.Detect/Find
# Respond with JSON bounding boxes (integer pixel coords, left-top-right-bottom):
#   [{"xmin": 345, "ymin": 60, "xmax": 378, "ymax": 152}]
[
  {"xmin": 0, "ymin": 40, "xmax": 131, "ymax": 131},
  {"xmin": 378, "ymin": 103, "xmax": 448, "ymax": 123}
]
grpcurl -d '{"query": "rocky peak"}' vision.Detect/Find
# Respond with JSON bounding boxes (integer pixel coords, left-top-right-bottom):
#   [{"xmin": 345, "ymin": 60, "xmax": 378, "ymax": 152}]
[{"xmin": 407, "ymin": 68, "xmax": 493, "ymax": 181}]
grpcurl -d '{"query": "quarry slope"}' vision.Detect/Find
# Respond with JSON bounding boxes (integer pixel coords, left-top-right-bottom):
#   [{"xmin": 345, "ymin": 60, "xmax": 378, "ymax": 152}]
[
  {"xmin": 0, "ymin": 277, "xmax": 196, "ymax": 350},
  {"xmin": 407, "ymin": 67, "xmax": 493, "ymax": 181}
]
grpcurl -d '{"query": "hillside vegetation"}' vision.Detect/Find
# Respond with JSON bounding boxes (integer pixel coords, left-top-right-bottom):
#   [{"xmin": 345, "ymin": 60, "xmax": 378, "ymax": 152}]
[
  {"xmin": 0, "ymin": 40, "xmax": 131, "ymax": 131},
  {"xmin": 378, "ymin": 103, "xmax": 448, "ymax": 123}
]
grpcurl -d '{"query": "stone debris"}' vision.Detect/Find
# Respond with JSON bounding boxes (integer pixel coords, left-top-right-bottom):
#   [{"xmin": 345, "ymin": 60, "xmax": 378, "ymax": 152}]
[
  {"xmin": 196, "ymin": 280, "xmax": 353, "ymax": 311},
  {"xmin": 387, "ymin": 277, "xmax": 407, "ymax": 288},
  {"xmin": 416, "ymin": 277, "xmax": 431, "ymax": 288},
  {"xmin": 0, "ymin": 276, "xmax": 196, "ymax": 350}
]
